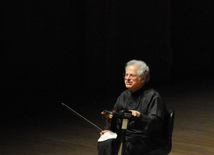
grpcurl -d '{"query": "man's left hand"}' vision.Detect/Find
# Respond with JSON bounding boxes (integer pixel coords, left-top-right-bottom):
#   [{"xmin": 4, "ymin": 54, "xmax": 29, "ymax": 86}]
[{"xmin": 129, "ymin": 110, "xmax": 140, "ymax": 117}]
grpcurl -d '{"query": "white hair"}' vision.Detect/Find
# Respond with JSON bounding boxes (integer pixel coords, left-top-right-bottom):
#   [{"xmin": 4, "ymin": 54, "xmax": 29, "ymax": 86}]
[{"xmin": 125, "ymin": 59, "xmax": 150, "ymax": 83}]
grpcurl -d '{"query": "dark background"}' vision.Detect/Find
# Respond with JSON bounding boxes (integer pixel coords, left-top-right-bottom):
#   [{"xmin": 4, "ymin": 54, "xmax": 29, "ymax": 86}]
[{"xmin": 1, "ymin": 0, "xmax": 213, "ymax": 120}]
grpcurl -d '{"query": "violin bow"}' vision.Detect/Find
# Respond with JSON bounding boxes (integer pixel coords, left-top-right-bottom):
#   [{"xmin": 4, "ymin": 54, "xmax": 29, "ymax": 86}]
[{"xmin": 61, "ymin": 103, "xmax": 103, "ymax": 132}]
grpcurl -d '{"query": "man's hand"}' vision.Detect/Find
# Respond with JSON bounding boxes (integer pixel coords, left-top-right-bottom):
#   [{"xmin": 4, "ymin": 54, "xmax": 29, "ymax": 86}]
[
  {"xmin": 100, "ymin": 130, "xmax": 112, "ymax": 135},
  {"xmin": 129, "ymin": 110, "xmax": 140, "ymax": 117}
]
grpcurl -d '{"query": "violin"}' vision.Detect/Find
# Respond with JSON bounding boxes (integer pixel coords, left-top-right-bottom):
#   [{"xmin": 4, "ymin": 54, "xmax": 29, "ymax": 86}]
[
  {"xmin": 101, "ymin": 110, "xmax": 115, "ymax": 128},
  {"xmin": 101, "ymin": 109, "xmax": 133, "ymax": 119},
  {"xmin": 100, "ymin": 110, "xmax": 138, "ymax": 155},
  {"xmin": 101, "ymin": 110, "xmax": 114, "ymax": 119},
  {"xmin": 101, "ymin": 109, "xmax": 137, "ymax": 129}
]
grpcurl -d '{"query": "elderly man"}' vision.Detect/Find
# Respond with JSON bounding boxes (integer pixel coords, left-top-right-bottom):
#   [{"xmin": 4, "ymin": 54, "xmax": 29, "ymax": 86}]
[{"xmin": 98, "ymin": 60, "xmax": 166, "ymax": 155}]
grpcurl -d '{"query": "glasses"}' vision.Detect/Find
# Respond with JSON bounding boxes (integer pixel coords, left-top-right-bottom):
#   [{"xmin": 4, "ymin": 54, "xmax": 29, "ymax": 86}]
[{"xmin": 123, "ymin": 73, "xmax": 137, "ymax": 79}]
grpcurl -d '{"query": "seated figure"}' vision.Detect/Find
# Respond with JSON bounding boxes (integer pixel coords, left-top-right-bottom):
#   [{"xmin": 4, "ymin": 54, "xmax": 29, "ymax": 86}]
[{"xmin": 97, "ymin": 60, "xmax": 166, "ymax": 155}]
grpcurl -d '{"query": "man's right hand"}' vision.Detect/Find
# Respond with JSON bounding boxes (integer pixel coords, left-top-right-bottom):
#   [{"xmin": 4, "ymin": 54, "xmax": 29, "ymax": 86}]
[{"xmin": 100, "ymin": 130, "xmax": 112, "ymax": 135}]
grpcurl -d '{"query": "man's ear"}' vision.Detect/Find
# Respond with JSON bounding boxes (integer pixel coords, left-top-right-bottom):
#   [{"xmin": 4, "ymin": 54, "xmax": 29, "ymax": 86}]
[{"xmin": 141, "ymin": 75, "xmax": 146, "ymax": 84}]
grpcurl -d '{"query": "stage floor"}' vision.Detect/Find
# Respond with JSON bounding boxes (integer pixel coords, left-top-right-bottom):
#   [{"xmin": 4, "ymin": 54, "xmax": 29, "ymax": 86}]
[{"xmin": 1, "ymin": 80, "xmax": 214, "ymax": 155}]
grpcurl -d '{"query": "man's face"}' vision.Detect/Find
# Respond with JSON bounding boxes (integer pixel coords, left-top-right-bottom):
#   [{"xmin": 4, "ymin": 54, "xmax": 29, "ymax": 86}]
[{"xmin": 124, "ymin": 65, "xmax": 145, "ymax": 92}]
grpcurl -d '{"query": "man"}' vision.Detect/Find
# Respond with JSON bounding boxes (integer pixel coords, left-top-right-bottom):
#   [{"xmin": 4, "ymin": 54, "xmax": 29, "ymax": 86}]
[{"xmin": 97, "ymin": 60, "xmax": 166, "ymax": 155}]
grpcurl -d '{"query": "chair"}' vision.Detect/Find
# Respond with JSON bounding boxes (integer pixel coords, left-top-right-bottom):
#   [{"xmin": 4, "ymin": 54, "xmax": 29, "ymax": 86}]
[{"xmin": 145, "ymin": 109, "xmax": 175, "ymax": 155}]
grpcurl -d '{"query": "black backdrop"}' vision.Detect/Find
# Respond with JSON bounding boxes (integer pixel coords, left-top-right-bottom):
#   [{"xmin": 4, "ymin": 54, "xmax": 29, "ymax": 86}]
[{"xmin": 1, "ymin": 0, "xmax": 213, "ymax": 117}]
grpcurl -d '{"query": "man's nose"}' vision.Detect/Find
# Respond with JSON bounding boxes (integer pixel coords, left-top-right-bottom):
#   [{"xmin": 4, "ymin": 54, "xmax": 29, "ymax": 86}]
[
  {"xmin": 126, "ymin": 77, "xmax": 132, "ymax": 81},
  {"xmin": 127, "ymin": 75, "xmax": 132, "ymax": 79}
]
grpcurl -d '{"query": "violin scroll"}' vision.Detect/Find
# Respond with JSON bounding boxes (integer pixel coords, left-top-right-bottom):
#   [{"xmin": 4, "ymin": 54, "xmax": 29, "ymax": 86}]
[{"xmin": 101, "ymin": 110, "xmax": 115, "ymax": 119}]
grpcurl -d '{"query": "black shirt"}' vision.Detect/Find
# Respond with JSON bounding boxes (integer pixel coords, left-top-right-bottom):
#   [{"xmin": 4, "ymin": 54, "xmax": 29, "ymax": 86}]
[{"xmin": 111, "ymin": 86, "xmax": 166, "ymax": 140}]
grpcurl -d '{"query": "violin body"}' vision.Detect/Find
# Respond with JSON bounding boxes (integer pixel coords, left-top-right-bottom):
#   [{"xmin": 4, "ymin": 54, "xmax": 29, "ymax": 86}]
[{"xmin": 101, "ymin": 110, "xmax": 134, "ymax": 131}]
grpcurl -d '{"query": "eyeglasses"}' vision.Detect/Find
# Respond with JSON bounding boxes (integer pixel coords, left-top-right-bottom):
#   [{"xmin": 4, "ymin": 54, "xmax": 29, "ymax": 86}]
[{"xmin": 123, "ymin": 73, "xmax": 137, "ymax": 79}]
